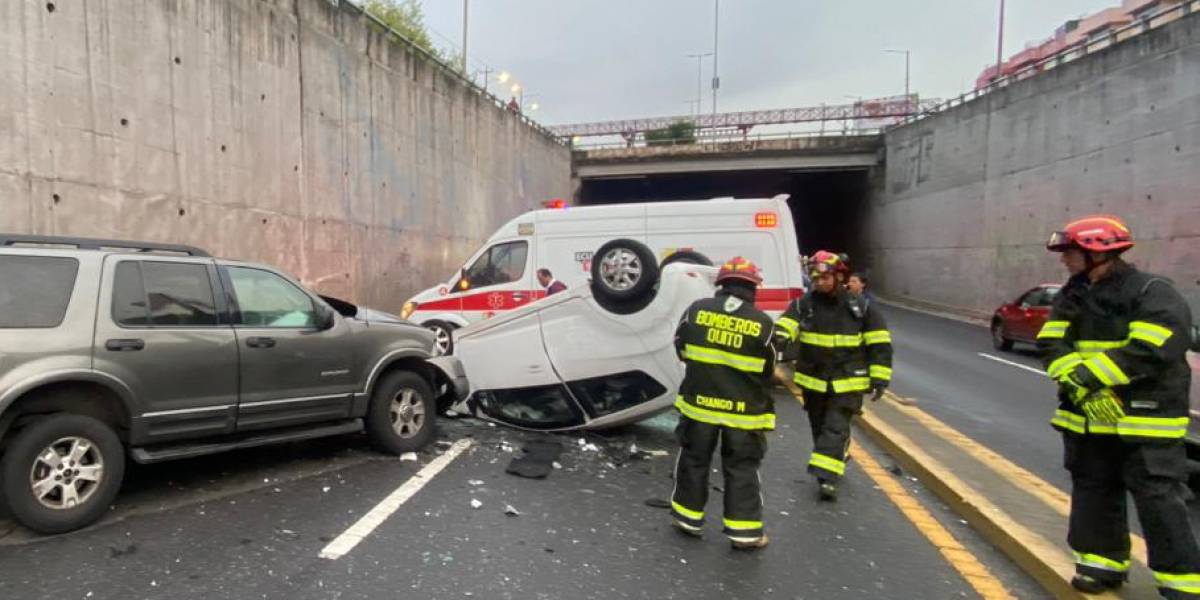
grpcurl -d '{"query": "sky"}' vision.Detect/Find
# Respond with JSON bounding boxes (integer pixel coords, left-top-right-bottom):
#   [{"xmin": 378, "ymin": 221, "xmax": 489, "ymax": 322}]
[{"xmin": 420, "ymin": 0, "xmax": 1124, "ymax": 126}]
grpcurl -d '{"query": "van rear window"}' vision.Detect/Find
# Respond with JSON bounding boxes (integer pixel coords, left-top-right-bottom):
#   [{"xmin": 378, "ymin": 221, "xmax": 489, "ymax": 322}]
[{"xmin": 0, "ymin": 256, "xmax": 79, "ymax": 328}]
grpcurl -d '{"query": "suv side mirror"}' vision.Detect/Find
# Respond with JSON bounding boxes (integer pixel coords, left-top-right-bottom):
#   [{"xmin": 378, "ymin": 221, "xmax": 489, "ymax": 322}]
[{"xmin": 318, "ymin": 305, "xmax": 337, "ymax": 331}]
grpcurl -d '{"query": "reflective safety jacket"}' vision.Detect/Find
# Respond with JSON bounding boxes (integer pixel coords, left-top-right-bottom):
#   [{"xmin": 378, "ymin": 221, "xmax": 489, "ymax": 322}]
[
  {"xmin": 674, "ymin": 291, "xmax": 778, "ymax": 430},
  {"xmin": 776, "ymin": 289, "xmax": 893, "ymax": 394},
  {"xmin": 1038, "ymin": 263, "xmax": 1194, "ymax": 441}
]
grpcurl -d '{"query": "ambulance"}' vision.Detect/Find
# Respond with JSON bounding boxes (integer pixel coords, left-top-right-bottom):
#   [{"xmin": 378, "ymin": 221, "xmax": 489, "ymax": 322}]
[{"xmin": 401, "ymin": 195, "xmax": 806, "ymax": 355}]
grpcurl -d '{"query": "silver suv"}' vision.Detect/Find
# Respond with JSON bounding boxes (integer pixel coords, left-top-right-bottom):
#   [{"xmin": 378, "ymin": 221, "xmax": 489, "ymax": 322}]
[{"xmin": 0, "ymin": 235, "xmax": 442, "ymax": 534}]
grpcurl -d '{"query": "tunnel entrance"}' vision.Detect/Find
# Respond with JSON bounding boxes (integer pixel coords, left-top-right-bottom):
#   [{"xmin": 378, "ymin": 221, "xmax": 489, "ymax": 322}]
[{"xmin": 578, "ymin": 168, "xmax": 873, "ymax": 266}]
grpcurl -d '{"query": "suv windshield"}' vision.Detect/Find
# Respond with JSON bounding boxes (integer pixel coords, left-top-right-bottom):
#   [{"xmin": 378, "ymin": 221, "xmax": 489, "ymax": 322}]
[{"xmin": 0, "ymin": 256, "xmax": 79, "ymax": 328}]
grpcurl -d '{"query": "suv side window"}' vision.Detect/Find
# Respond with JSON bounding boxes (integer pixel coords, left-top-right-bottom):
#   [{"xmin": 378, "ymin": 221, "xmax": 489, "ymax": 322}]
[
  {"xmin": 463, "ymin": 241, "xmax": 528, "ymax": 289},
  {"xmin": 0, "ymin": 256, "xmax": 79, "ymax": 328},
  {"xmin": 113, "ymin": 261, "xmax": 218, "ymax": 327},
  {"xmin": 227, "ymin": 267, "xmax": 317, "ymax": 328}
]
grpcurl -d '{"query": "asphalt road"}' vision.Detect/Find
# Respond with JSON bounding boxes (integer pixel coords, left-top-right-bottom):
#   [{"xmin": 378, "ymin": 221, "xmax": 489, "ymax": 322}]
[
  {"xmin": 881, "ymin": 303, "xmax": 1200, "ymax": 527},
  {"xmin": 0, "ymin": 394, "xmax": 1045, "ymax": 599}
]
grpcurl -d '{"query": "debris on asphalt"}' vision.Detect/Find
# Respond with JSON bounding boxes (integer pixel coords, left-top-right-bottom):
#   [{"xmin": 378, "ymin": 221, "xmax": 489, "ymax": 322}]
[
  {"xmin": 889, "ymin": 465, "xmax": 903, "ymax": 476},
  {"xmin": 322, "ymin": 486, "xmax": 331, "ymax": 493},
  {"xmin": 470, "ymin": 499, "xmax": 483, "ymax": 509},
  {"xmin": 644, "ymin": 498, "xmax": 671, "ymax": 509},
  {"xmin": 400, "ymin": 452, "xmax": 419, "ymax": 462},
  {"xmin": 506, "ymin": 440, "xmax": 563, "ymax": 479},
  {"xmin": 580, "ymin": 489, "xmax": 596, "ymax": 494},
  {"xmin": 504, "ymin": 504, "xmax": 521, "ymax": 517},
  {"xmin": 552, "ymin": 461, "xmax": 563, "ymax": 470},
  {"xmin": 468, "ymin": 479, "xmax": 485, "ymax": 486}
]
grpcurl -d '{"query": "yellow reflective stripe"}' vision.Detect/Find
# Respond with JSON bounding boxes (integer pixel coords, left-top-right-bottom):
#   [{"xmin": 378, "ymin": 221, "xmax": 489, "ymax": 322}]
[
  {"xmin": 1076, "ymin": 339, "xmax": 1127, "ymax": 352},
  {"xmin": 671, "ymin": 500, "xmax": 704, "ymax": 521},
  {"xmin": 1116, "ymin": 416, "xmax": 1189, "ymax": 439},
  {"xmin": 793, "ymin": 372, "xmax": 828, "ymax": 392},
  {"xmin": 1074, "ymin": 551, "xmax": 1130, "ymax": 573},
  {"xmin": 832, "ymin": 377, "xmax": 871, "ymax": 393},
  {"xmin": 1129, "ymin": 320, "xmax": 1173, "ymax": 347},
  {"xmin": 674, "ymin": 397, "xmax": 776, "ymax": 430},
  {"xmin": 809, "ymin": 452, "xmax": 846, "ymax": 476},
  {"xmin": 722, "ymin": 518, "xmax": 763, "ymax": 531},
  {"xmin": 1154, "ymin": 571, "xmax": 1200, "ymax": 593},
  {"xmin": 776, "ymin": 317, "xmax": 800, "ymax": 341},
  {"xmin": 1037, "ymin": 320, "xmax": 1070, "ymax": 339},
  {"xmin": 1051, "ymin": 409, "xmax": 1086, "ymax": 434},
  {"xmin": 869, "ymin": 365, "xmax": 892, "ymax": 381},
  {"xmin": 683, "ymin": 344, "xmax": 767, "ymax": 374},
  {"xmin": 1047, "ymin": 352, "xmax": 1084, "ymax": 379},
  {"xmin": 1089, "ymin": 422, "xmax": 1118, "ymax": 435},
  {"xmin": 863, "ymin": 330, "xmax": 892, "ymax": 345},
  {"xmin": 798, "ymin": 332, "xmax": 863, "ymax": 348},
  {"xmin": 1082, "ymin": 353, "xmax": 1131, "ymax": 386}
]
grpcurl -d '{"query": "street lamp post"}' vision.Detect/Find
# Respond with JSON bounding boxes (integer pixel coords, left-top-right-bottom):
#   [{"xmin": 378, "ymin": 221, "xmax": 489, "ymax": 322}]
[
  {"xmin": 885, "ymin": 49, "xmax": 911, "ymax": 112},
  {"xmin": 461, "ymin": 0, "xmax": 469, "ymax": 73},
  {"xmin": 687, "ymin": 52, "xmax": 712, "ymax": 118},
  {"xmin": 711, "ymin": 0, "xmax": 720, "ymax": 115},
  {"xmin": 995, "ymin": 0, "xmax": 1006, "ymax": 84}
]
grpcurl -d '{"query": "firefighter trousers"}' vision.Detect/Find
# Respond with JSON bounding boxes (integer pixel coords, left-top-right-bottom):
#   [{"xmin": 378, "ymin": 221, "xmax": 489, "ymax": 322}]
[
  {"xmin": 670, "ymin": 416, "xmax": 768, "ymax": 540},
  {"xmin": 804, "ymin": 392, "xmax": 860, "ymax": 482},
  {"xmin": 1064, "ymin": 434, "xmax": 1200, "ymax": 598}
]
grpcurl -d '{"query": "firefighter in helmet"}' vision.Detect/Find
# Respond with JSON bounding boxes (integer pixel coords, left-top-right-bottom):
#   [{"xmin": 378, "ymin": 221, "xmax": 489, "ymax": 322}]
[
  {"xmin": 670, "ymin": 257, "xmax": 777, "ymax": 549},
  {"xmin": 1039, "ymin": 215, "xmax": 1200, "ymax": 597},
  {"xmin": 776, "ymin": 250, "xmax": 892, "ymax": 501}
]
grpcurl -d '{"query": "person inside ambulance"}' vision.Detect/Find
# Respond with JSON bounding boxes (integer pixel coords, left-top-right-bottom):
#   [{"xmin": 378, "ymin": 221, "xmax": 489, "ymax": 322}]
[
  {"xmin": 776, "ymin": 250, "xmax": 892, "ymax": 502},
  {"xmin": 670, "ymin": 257, "xmax": 777, "ymax": 550},
  {"xmin": 1038, "ymin": 215, "xmax": 1200, "ymax": 598}
]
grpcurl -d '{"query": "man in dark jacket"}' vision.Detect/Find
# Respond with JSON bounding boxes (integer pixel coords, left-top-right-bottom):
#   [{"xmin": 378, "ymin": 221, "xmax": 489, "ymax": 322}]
[
  {"xmin": 671, "ymin": 257, "xmax": 777, "ymax": 550},
  {"xmin": 1038, "ymin": 215, "xmax": 1200, "ymax": 598},
  {"xmin": 777, "ymin": 251, "xmax": 892, "ymax": 501}
]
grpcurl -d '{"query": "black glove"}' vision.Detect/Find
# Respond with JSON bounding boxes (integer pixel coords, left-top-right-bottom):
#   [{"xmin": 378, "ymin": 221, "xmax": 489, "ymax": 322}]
[{"xmin": 870, "ymin": 382, "xmax": 887, "ymax": 402}]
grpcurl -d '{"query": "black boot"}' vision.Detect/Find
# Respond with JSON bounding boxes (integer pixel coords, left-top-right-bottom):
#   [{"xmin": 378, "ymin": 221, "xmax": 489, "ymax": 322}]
[
  {"xmin": 819, "ymin": 481, "xmax": 838, "ymax": 502},
  {"xmin": 1070, "ymin": 574, "xmax": 1122, "ymax": 594}
]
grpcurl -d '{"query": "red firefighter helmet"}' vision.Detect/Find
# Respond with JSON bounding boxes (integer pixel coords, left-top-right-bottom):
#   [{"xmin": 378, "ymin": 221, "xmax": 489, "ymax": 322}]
[
  {"xmin": 716, "ymin": 256, "xmax": 763, "ymax": 287},
  {"xmin": 1047, "ymin": 215, "xmax": 1134, "ymax": 253},
  {"xmin": 808, "ymin": 250, "xmax": 846, "ymax": 276}
]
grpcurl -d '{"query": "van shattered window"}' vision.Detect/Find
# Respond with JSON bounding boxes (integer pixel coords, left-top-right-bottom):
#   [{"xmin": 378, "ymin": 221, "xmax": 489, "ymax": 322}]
[{"xmin": 0, "ymin": 256, "xmax": 79, "ymax": 328}]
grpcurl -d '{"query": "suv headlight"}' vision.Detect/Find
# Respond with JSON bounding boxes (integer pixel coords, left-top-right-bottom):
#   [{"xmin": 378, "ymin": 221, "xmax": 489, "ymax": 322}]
[{"xmin": 400, "ymin": 301, "xmax": 417, "ymax": 320}]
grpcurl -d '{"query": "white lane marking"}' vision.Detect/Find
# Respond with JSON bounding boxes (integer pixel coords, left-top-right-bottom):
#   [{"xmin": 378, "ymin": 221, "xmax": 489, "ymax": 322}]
[
  {"xmin": 319, "ymin": 439, "xmax": 472, "ymax": 560},
  {"xmin": 976, "ymin": 352, "xmax": 1045, "ymax": 376}
]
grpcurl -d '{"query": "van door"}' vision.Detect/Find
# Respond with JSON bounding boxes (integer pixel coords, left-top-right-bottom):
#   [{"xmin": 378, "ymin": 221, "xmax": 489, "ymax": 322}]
[{"xmin": 449, "ymin": 239, "xmax": 535, "ymax": 322}]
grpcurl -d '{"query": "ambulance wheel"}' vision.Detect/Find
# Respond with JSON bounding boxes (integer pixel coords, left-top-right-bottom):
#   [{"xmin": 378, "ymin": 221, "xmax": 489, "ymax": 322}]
[
  {"xmin": 425, "ymin": 321, "xmax": 455, "ymax": 356},
  {"xmin": 591, "ymin": 239, "xmax": 659, "ymax": 303},
  {"xmin": 661, "ymin": 250, "xmax": 712, "ymax": 268}
]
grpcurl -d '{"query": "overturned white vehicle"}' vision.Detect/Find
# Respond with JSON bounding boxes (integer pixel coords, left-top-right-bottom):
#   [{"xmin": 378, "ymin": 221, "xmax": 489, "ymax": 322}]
[{"xmin": 431, "ymin": 239, "xmax": 723, "ymax": 431}]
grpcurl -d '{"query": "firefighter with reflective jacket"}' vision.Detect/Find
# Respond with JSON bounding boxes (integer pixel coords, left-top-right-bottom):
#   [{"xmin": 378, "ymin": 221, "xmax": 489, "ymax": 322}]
[
  {"xmin": 1039, "ymin": 215, "xmax": 1200, "ymax": 598},
  {"xmin": 671, "ymin": 257, "xmax": 777, "ymax": 550},
  {"xmin": 776, "ymin": 251, "xmax": 892, "ymax": 501}
]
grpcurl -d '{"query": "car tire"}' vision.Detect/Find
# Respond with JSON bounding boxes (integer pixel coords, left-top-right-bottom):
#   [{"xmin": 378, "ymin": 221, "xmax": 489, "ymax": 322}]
[
  {"xmin": 1, "ymin": 414, "xmax": 125, "ymax": 534},
  {"xmin": 660, "ymin": 250, "xmax": 713, "ymax": 268},
  {"xmin": 591, "ymin": 239, "xmax": 659, "ymax": 303},
  {"xmin": 366, "ymin": 370, "xmax": 436, "ymax": 455},
  {"xmin": 425, "ymin": 321, "xmax": 456, "ymax": 356},
  {"xmin": 991, "ymin": 320, "xmax": 1014, "ymax": 351}
]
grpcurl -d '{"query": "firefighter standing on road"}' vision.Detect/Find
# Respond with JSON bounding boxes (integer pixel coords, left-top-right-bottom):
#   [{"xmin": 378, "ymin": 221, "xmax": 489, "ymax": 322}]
[
  {"xmin": 776, "ymin": 251, "xmax": 892, "ymax": 501},
  {"xmin": 670, "ymin": 257, "xmax": 777, "ymax": 550},
  {"xmin": 1038, "ymin": 215, "xmax": 1200, "ymax": 598}
]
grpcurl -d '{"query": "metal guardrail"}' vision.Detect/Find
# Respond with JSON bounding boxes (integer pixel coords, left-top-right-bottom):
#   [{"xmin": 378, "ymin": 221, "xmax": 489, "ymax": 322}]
[
  {"xmin": 893, "ymin": 0, "xmax": 1199, "ymax": 129},
  {"xmin": 572, "ymin": 128, "xmax": 884, "ymax": 151},
  {"xmin": 337, "ymin": 1, "xmax": 566, "ymax": 146}
]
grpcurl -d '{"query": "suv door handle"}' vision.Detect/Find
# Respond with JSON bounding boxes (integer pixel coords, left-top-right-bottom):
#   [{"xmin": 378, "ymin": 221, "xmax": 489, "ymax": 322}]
[
  {"xmin": 105, "ymin": 338, "xmax": 145, "ymax": 352},
  {"xmin": 246, "ymin": 337, "xmax": 277, "ymax": 349}
]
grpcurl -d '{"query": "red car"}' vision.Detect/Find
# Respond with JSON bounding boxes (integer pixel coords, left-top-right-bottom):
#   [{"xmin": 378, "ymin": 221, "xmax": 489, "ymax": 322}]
[{"xmin": 991, "ymin": 284, "xmax": 1062, "ymax": 351}]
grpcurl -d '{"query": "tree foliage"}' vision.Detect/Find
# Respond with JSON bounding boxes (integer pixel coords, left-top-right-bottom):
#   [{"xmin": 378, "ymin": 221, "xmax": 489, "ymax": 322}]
[{"xmin": 364, "ymin": 0, "xmax": 458, "ymax": 68}]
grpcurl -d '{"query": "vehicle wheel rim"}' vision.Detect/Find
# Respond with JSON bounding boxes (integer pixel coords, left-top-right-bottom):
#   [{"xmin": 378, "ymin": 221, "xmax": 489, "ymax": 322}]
[
  {"xmin": 600, "ymin": 248, "xmax": 642, "ymax": 291},
  {"xmin": 428, "ymin": 325, "xmax": 451, "ymax": 356},
  {"xmin": 29, "ymin": 436, "xmax": 104, "ymax": 511},
  {"xmin": 390, "ymin": 388, "xmax": 426, "ymax": 439}
]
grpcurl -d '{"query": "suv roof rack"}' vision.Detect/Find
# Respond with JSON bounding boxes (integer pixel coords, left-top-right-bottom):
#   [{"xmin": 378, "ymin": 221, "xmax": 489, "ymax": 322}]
[{"xmin": 0, "ymin": 234, "xmax": 211, "ymax": 257}]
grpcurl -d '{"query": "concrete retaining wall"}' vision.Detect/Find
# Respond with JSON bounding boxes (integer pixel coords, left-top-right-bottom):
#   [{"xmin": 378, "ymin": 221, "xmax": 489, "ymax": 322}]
[
  {"xmin": 0, "ymin": 0, "xmax": 571, "ymax": 311},
  {"xmin": 867, "ymin": 10, "xmax": 1200, "ymax": 317}
]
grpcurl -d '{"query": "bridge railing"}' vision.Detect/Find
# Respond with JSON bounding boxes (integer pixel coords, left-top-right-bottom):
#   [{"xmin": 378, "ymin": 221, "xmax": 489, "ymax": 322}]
[
  {"xmin": 571, "ymin": 128, "xmax": 885, "ymax": 151},
  {"xmin": 895, "ymin": 0, "xmax": 1200, "ymax": 129}
]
